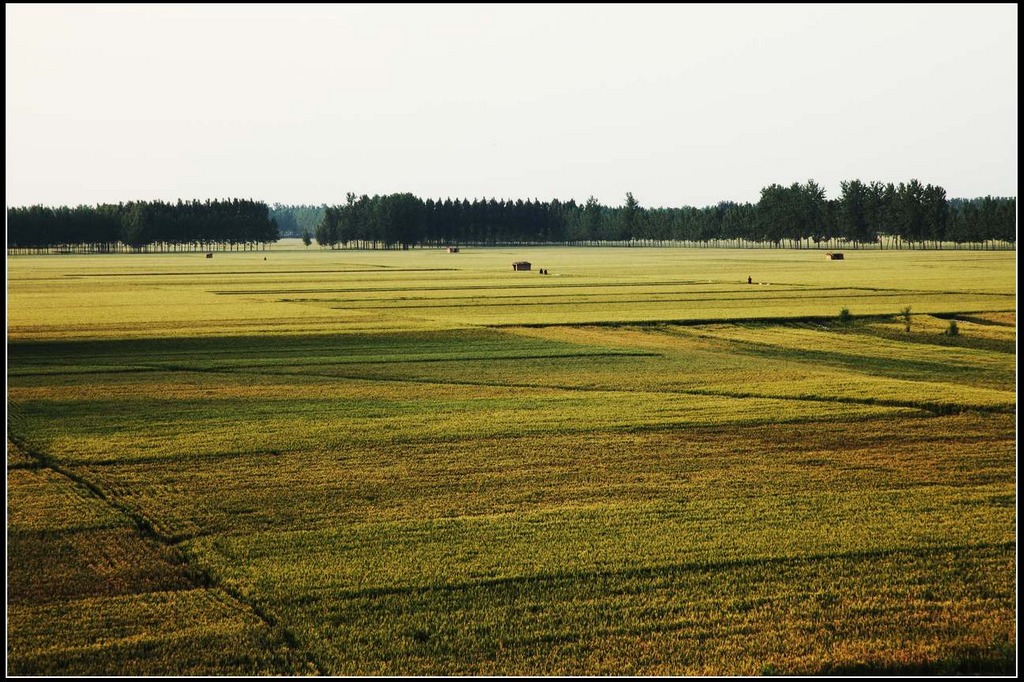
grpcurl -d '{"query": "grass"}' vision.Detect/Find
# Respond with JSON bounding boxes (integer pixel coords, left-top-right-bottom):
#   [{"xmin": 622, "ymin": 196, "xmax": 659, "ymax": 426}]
[
  {"xmin": 6, "ymin": 245, "xmax": 1017, "ymax": 675},
  {"xmin": 5, "ymin": 443, "xmax": 315, "ymax": 675},
  {"xmin": 6, "ymin": 246, "xmax": 1015, "ymax": 339}
]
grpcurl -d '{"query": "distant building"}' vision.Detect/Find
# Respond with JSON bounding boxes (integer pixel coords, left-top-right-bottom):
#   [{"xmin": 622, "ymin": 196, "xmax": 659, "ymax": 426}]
[
  {"xmin": 825, "ymin": 252, "xmax": 845, "ymax": 260},
  {"xmin": 206, "ymin": 252, "xmax": 213, "ymax": 258},
  {"xmin": 447, "ymin": 246, "xmax": 460, "ymax": 253},
  {"xmin": 512, "ymin": 261, "xmax": 532, "ymax": 271}
]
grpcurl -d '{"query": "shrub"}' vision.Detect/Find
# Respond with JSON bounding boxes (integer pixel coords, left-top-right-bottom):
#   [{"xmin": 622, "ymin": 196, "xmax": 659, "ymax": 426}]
[
  {"xmin": 838, "ymin": 308, "xmax": 852, "ymax": 324},
  {"xmin": 946, "ymin": 320, "xmax": 959, "ymax": 336},
  {"xmin": 899, "ymin": 306, "xmax": 912, "ymax": 332}
]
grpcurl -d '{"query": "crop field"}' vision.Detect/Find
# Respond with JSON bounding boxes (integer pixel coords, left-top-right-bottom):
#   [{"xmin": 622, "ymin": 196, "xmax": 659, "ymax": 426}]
[{"xmin": 6, "ymin": 245, "xmax": 1017, "ymax": 675}]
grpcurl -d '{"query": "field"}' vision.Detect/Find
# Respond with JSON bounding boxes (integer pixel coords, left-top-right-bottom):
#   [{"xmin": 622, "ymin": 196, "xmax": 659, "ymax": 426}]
[{"xmin": 6, "ymin": 244, "xmax": 1017, "ymax": 675}]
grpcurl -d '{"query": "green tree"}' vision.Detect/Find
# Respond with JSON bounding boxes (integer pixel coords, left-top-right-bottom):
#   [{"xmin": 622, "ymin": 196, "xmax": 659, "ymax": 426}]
[
  {"xmin": 757, "ymin": 183, "xmax": 806, "ymax": 246},
  {"xmin": 838, "ymin": 180, "xmax": 873, "ymax": 244},
  {"xmin": 801, "ymin": 179, "xmax": 828, "ymax": 246},
  {"xmin": 896, "ymin": 180, "xmax": 927, "ymax": 246},
  {"xmin": 922, "ymin": 183, "xmax": 948, "ymax": 245},
  {"xmin": 622, "ymin": 192, "xmax": 640, "ymax": 241},
  {"xmin": 582, "ymin": 196, "xmax": 603, "ymax": 242},
  {"xmin": 120, "ymin": 202, "xmax": 152, "ymax": 248}
]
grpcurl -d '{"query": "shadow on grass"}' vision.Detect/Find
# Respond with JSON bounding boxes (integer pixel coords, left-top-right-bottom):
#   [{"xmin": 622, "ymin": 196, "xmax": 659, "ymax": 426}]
[{"xmin": 800, "ymin": 642, "xmax": 1016, "ymax": 676}]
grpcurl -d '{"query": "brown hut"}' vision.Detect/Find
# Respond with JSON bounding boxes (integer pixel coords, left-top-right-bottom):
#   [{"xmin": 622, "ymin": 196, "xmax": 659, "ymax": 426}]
[
  {"xmin": 447, "ymin": 246, "xmax": 460, "ymax": 253},
  {"xmin": 825, "ymin": 252, "xmax": 845, "ymax": 260},
  {"xmin": 512, "ymin": 261, "xmax": 532, "ymax": 271}
]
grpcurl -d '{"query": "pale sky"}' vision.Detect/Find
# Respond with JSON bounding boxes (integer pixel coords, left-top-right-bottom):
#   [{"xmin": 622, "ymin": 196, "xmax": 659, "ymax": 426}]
[{"xmin": 5, "ymin": 3, "xmax": 1018, "ymax": 209}]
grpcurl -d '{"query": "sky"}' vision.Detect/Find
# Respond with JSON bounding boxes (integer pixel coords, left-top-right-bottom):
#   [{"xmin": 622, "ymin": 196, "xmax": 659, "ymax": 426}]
[{"xmin": 5, "ymin": 3, "xmax": 1018, "ymax": 209}]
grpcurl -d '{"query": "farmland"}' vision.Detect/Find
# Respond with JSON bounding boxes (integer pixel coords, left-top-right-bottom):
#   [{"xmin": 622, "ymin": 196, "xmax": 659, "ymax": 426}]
[{"xmin": 6, "ymin": 245, "xmax": 1017, "ymax": 675}]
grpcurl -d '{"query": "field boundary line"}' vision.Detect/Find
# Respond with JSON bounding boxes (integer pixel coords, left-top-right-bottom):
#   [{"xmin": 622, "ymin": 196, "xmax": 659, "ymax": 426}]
[
  {"xmin": 319, "ymin": 540, "xmax": 1017, "ymax": 601},
  {"xmin": 5, "ymin": 433, "xmax": 327, "ymax": 676},
  {"xmin": 204, "ymin": 365, "xmax": 1014, "ymax": 418},
  {"xmin": 486, "ymin": 310, "xmax": 1017, "ymax": 328}
]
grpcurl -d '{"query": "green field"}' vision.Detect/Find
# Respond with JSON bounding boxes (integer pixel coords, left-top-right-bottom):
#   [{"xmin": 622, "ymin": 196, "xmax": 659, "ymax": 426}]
[{"xmin": 6, "ymin": 245, "xmax": 1017, "ymax": 675}]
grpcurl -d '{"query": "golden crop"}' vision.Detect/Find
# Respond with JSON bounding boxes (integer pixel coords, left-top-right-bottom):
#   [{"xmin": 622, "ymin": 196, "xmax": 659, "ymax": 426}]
[{"xmin": 7, "ymin": 246, "xmax": 1016, "ymax": 674}]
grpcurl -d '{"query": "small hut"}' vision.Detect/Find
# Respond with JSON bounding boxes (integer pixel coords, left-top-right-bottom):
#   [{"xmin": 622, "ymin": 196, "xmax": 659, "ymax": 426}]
[
  {"xmin": 825, "ymin": 252, "xmax": 845, "ymax": 260},
  {"xmin": 447, "ymin": 246, "xmax": 460, "ymax": 253},
  {"xmin": 205, "ymin": 252, "xmax": 214, "ymax": 258},
  {"xmin": 512, "ymin": 261, "xmax": 532, "ymax": 271}
]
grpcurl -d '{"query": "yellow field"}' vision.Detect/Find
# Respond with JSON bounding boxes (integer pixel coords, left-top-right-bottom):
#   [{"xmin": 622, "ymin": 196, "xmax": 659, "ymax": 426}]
[
  {"xmin": 6, "ymin": 244, "xmax": 1017, "ymax": 675},
  {"xmin": 6, "ymin": 243, "xmax": 1015, "ymax": 340}
]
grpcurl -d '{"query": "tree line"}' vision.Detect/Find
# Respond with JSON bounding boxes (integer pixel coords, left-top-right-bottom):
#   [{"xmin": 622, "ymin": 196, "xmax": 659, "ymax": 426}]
[
  {"xmin": 7, "ymin": 182, "xmax": 1015, "ymax": 253},
  {"xmin": 314, "ymin": 181, "xmax": 1015, "ymax": 250},
  {"xmin": 7, "ymin": 199, "xmax": 279, "ymax": 253},
  {"xmin": 269, "ymin": 204, "xmax": 325, "ymax": 239}
]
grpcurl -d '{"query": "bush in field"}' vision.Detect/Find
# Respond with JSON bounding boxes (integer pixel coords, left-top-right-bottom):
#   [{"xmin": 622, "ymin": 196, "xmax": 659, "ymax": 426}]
[
  {"xmin": 838, "ymin": 308, "xmax": 852, "ymax": 324},
  {"xmin": 899, "ymin": 306, "xmax": 912, "ymax": 332},
  {"xmin": 946, "ymin": 319, "xmax": 959, "ymax": 336}
]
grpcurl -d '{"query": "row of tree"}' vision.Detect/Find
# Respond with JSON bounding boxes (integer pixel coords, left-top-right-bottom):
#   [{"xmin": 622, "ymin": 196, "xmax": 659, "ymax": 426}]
[
  {"xmin": 269, "ymin": 203, "xmax": 325, "ymax": 238},
  {"xmin": 315, "ymin": 181, "xmax": 1015, "ymax": 250},
  {"xmin": 7, "ymin": 199, "xmax": 279, "ymax": 252},
  {"xmin": 7, "ymin": 182, "xmax": 1015, "ymax": 252}
]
